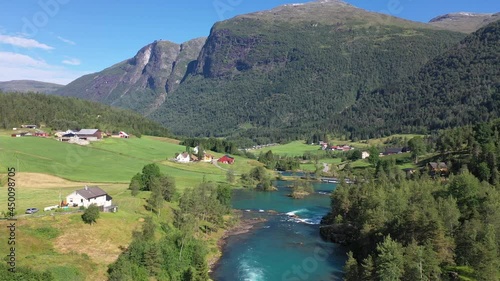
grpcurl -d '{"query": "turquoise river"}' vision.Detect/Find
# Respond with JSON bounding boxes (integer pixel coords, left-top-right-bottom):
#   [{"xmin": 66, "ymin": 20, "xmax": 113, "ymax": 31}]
[{"xmin": 211, "ymin": 179, "xmax": 346, "ymax": 281}]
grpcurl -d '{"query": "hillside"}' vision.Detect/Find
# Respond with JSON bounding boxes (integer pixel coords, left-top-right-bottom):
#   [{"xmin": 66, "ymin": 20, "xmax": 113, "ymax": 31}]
[
  {"xmin": 0, "ymin": 80, "xmax": 63, "ymax": 94},
  {"xmin": 55, "ymin": 38, "xmax": 206, "ymax": 115},
  {"xmin": 429, "ymin": 12, "xmax": 500, "ymax": 33},
  {"xmin": 150, "ymin": 0, "xmax": 466, "ymax": 140},
  {"xmin": 0, "ymin": 92, "xmax": 170, "ymax": 137},
  {"xmin": 335, "ymin": 19, "xmax": 500, "ymax": 139}
]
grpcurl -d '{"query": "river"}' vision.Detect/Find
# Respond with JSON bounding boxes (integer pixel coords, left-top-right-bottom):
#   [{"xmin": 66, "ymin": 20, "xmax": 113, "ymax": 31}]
[{"xmin": 211, "ymin": 180, "xmax": 346, "ymax": 281}]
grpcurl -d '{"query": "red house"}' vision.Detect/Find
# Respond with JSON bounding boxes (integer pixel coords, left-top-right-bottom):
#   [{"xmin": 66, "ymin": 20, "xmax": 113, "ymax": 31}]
[
  {"xmin": 218, "ymin": 155, "xmax": 235, "ymax": 164},
  {"xmin": 35, "ymin": 132, "xmax": 49, "ymax": 137}
]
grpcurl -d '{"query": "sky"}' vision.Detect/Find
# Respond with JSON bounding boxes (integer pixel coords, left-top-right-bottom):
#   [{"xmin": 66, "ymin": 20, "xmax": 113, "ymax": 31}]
[{"xmin": 0, "ymin": 0, "xmax": 498, "ymax": 85}]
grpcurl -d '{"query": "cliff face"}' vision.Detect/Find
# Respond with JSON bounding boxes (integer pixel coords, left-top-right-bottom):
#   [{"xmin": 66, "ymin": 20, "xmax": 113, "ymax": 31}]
[{"xmin": 55, "ymin": 38, "xmax": 206, "ymax": 114}]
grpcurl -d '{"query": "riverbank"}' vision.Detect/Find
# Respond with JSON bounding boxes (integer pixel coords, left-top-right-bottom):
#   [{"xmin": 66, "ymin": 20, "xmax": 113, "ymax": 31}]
[{"xmin": 208, "ymin": 210, "xmax": 267, "ymax": 272}]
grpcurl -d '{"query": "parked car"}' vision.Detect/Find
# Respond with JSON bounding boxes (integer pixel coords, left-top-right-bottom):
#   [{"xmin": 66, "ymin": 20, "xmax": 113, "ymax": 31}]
[{"xmin": 25, "ymin": 208, "xmax": 39, "ymax": 214}]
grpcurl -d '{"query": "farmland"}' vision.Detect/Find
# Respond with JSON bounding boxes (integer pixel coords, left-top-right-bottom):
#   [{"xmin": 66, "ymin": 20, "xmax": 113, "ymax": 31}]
[{"xmin": 0, "ymin": 135, "xmax": 258, "ymax": 189}]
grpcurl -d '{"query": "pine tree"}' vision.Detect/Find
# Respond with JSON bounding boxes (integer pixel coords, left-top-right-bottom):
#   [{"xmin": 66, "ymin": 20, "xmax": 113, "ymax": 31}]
[
  {"xmin": 344, "ymin": 251, "xmax": 359, "ymax": 281},
  {"xmin": 376, "ymin": 235, "xmax": 404, "ymax": 281}
]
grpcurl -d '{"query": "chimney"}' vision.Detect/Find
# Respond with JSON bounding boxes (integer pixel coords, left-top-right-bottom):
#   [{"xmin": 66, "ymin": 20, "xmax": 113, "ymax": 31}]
[{"xmin": 84, "ymin": 185, "xmax": 88, "ymax": 190}]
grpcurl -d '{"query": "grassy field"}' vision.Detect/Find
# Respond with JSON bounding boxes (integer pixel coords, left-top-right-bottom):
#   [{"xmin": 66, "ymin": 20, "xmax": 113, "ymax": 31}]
[
  {"xmin": 250, "ymin": 141, "xmax": 322, "ymax": 157},
  {"xmin": 0, "ymin": 135, "xmax": 257, "ymax": 189},
  {"xmin": 0, "ymin": 172, "xmax": 236, "ymax": 280},
  {"xmin": 0, "ymin": 133, "xmax": 267, "ymax": 279},
  {"xmin": 252, "ymin": 135, "xmax": 424, "ymax": 157},
  {"xmin": 0, "ymin": 177, "xmax": 148, "ymax": 280}
]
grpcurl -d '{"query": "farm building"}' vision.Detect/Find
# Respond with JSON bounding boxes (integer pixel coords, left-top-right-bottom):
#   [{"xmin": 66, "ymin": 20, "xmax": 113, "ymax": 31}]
[
  {"xmin": 65, "ymin": 186, "xmax": 114, "ymax": 211},
  {"xmin": 176, "ymin": 152, "xmax": 191, "ymax": 163},
  {"xmin": 218, "ymin": 155, "xmax": 235, "ymax": 164},
  {"xmin": 75, "ymin": 129, "xmax": 102, "ymax": 141},
  {"xmin": 21, "ymin": 124, "xmax": 37, "ymax": 129},
  {"xmin": 201, "ymin": 153, "xmax": 213, "ymax": 162}
]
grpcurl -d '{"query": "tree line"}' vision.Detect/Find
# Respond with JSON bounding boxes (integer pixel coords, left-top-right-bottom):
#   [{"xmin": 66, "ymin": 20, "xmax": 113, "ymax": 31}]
[
  {"xmin": 0, "ymin": 92, "xmax": 171, "ymax": 137},
  {"xmin": 108, "ymin": 164, "xmax": 232, "ymax": 280}
]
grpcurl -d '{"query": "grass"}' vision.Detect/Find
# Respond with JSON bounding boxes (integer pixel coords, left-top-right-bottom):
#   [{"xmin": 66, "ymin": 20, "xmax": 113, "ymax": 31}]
[
  {"xmin": 0, "ymin": 179, "xmax": 151, "ymax": 280},
  {"xmin": 0, "ymin": 135, "xmax": 258, "ymax": 189},
  {"xmin": 251, "ymin": 141, "xmax": 324, "ymax": 157}
]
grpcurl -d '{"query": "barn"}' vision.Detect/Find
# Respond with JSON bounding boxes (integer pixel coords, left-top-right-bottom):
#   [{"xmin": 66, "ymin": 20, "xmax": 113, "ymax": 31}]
[
  {"xmin": 218, "ymin": 155, "xmax": 235, "ymax": 164},
  {"xmin": 75, "ymin": 129, "xmax": 102, "ymax": 141}
]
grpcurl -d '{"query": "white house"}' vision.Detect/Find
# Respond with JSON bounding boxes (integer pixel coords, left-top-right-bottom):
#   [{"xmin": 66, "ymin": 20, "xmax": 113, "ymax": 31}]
[
  {"xmin": 119, "ymin": 131, "xmax": 129, "ymax": 138},
  {"xmin": 176, "ymin": 152, "xmax": 190, "ymax": 163},
  {"xmin": 66, "ymin": 186, "xmax": 112, "ymax": 208},
  {"xmin": 362, "ymin": 151, "xmax": 370, "ymax": 159}
]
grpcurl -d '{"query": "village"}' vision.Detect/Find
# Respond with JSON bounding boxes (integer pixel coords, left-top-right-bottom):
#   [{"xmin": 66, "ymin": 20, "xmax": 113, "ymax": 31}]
[{"xmin": 9, "ymin": 124, "xmax": 240, "ymax": 217}]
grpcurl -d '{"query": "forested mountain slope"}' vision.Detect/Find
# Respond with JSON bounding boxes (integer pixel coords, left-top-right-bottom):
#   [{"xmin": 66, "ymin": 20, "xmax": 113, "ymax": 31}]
[
  {"xmin": 0, "ymin": 92, "xmax": 170, "ymax": 136},
  {"xmin": 150, "ymin": 1, "xmax": 465, "ymax": 139},
  {"xmin": 335, "ymin": 20, "xmax": 500, "ymax": 140}
]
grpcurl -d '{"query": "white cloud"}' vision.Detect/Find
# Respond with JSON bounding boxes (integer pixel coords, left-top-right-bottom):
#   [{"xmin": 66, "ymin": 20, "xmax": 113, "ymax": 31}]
[
  {"xmin": 0, "ymin": 35, "xmax": 53, "ymax": 50},
  {"xmin": 0, "ymin": 52, "xmax": 48, "ymax": 67},
  {"xmin": 57, "ymin": 36, "xmax": 76, "ymax": 45},
  {"xmin": 62, "ymin": 57, "xmax": 81, "ymax": 65},
  {"xmin": 0, "ymin": 52, "xmax": 89, "ymax": 85}
]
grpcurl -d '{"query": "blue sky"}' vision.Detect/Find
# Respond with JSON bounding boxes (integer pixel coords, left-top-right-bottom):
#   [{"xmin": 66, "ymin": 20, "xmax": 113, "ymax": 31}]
[{"xmin": 0, "ymin": 0, "xmax": 498, "ymax": 84}]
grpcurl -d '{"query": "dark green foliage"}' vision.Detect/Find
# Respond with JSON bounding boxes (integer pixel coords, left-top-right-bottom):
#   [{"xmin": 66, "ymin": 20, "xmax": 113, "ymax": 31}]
[
  {"xmin": 226, "ymin": 169, "xmax": 236, "ymax": 183},
  {"xmin": 216, "ymin": 184, "xmax": 232, "ymax": 213},
  {"xmin": 344, "ymin": 251, "xmax": 359, "ymax": 281},
  {"xmin": 0, "ymin": 92, "xmax": 170, "ymax": 137},
  {"xmin": 376, "ymin": 236, "xmax": 404, "ymax": 281},
  {"xmin": 257, "ymin": 150, "xmax": 300, "ymax": 171},
  {"xmin": 81, "ymin": 204, "xmax": 100, "ymax": 225},
  {"xmin": 141, "ymin": 216, "xmax": 156, "ymax": 241},
  {"xmin": 180, "ymin": 138, "xmax": 238, "ymax": 154},
  {"xmin": 141, "ymin": 164, "xmax": 161, "ymax": 191},
  {"xmin": 129, "ymin": 173, "xmax": 142, "ymax": 196},
  {"xmin": 336, "ymin": 20, "xmax": 500, "ymax": 140},
  {"xmin": 321, "ymin": 156, "xmax": 500, "ymax": 280},
  {"xmin": 150, "ymin": 14, "xmax": 464, "ymax": 142},
  {"xmin": 109, "ymin": 180, "xmax": 228, "ymax": 280}
]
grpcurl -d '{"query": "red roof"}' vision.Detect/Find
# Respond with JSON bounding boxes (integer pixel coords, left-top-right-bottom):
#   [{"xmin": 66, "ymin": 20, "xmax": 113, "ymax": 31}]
[{"xmin": 218, "ymin": 155, "xmax": 235, "ymax": 164}]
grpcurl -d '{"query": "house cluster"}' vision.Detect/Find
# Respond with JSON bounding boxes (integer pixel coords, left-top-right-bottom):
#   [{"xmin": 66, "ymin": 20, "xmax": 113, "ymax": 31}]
[
  {"xmin": 11, "ymin": 127, "xmax": 49, "ymax": 138},
  {"xmin": 175, "ymin": 146, "xmax": 214, "ymax": 163},
  {"xmin": 320, "ymin": 142, "xmax": 355, "ymax": 151},
  {"xmin": 244, "ymin": 143, "xmax": 280, "ymax": 150},
  {"xmin": 174, "ymin": 146, "xmax": 235, "ymax": 165}
]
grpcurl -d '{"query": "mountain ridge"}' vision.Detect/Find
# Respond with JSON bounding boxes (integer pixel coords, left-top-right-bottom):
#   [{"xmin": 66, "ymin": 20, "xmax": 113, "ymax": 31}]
[
  {"xmin": 429, "ymin": 12, "xmax": 500, "ymax": 33},
  {"xmin": 52, "ymin": 2, "xmax": 496, "ymax": 142},
  {"xmin": 0, "ymin": 80, "xmax": 63, "ymax": 94},
  {"xmin": 55, "ymin": 37, "xmax": 206, "ymax": 115}
]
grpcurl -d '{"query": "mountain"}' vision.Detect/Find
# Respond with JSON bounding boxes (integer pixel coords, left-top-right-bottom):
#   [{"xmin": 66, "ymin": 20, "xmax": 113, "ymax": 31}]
[
  {"xmin": 55, "ymin": 37, "xmax": 206, "ymax": 115},
  {"xmin": 0, "ymin": 92, "xmax": 170, "ymax": 137},
  {"xmin": 149, "ymin": 0, "xmax": 466, "ymax": 140},
  {"xmin": 0, "ymin": 80, "xmax": 63, "ymax": 94},
  {"xmin": 335, "ymin": 19, "xmax": 500, "ymax": 139},
  {"xmin": 55, "ymin": 0, "xmax": 469, "ymax": 142},
  {"xmin": 429, "ymin": 12, "xmax": 500, "ymax": 33}
]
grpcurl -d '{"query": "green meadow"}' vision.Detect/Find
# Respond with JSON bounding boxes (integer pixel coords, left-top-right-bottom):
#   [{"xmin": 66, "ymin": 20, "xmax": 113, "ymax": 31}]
[
  {"xmin": 0, "ymin": 182, "xmax": 158, "ymax": 280},
  {"xmin": 251, "ymin": 141, "xmax": 323, "ymax": 157},
  {"xmin": 0, "ymin": 135, "xmax": 256, "ymax": 189}
]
